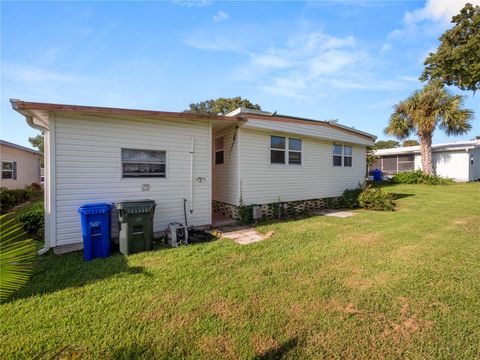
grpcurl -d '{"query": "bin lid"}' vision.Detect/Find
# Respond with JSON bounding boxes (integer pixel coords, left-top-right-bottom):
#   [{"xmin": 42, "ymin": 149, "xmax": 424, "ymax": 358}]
[
  {"xmin": 78, "ymin": 203, "xmax": 113, "ymax": 214},
  {"xmin": 115, "ymin": 199, "xmax": 156, "ymax": 211}
]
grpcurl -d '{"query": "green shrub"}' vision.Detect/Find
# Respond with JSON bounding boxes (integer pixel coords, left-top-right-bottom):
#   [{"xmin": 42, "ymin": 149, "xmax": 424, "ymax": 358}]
[
  {"xmin": 236, "ymin": 203, "xmax": 254, "ymax": 225},
  {"xmin": 358, "ymin": 187, "xmax": 395, "ymax": 211},
  {"xmin": 392, "ymin": 170, "xmax": 453, "ymax": 185},
  {"xmin": 0, "ymin": 188, "xmax": 33, "ymax": 213},
  {"xmin": 338, "ymin": 188, "xmax": 363, "ymax": 208},
  {"xmin": 18, "ymin": 203, "xmax": 44, "ymax": 241}
]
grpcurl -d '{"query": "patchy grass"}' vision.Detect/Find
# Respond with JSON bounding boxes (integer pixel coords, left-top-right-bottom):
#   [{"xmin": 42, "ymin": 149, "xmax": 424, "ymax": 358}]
[{"xmin": 1, "ymin": 184, "xmax": 479, "ymax": 359}]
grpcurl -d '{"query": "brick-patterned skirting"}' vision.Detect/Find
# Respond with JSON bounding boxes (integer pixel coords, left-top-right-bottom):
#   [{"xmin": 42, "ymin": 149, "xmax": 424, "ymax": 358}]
[
  {"xmin": 213, "ymin": 197, "xmax": 339, "ymax": 221},
  {"xmin": 212, "ymin": 200, "xmax": 239, "ymax": 218}
]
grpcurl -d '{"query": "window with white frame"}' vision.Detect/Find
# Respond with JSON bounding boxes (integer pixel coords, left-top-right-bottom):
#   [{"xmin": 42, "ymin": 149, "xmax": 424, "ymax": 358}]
[
  {"xmin": 288, "ymin": 138, "xmax": 302, "ymax": 165},
  {"xmin": 270, "ymin": 135, "xmax": 302, "ymax": 165},
  {"xmin": 215, "ymin": 137, "xmax": 224, "ymax": 165},
  {"xmin": 333, "ymin": 144, "xmax": 353, "ymax": 167},
  {"xmin": 121, "ymin": 148, "xmax": 166, "ymax": 178},
  {"xmin": 344, "ymin": 145, "xmax": 353, "ymax": 167},
  {"xmin": 2, "ymin": 161, "xmax": 16, "ymax": 179}
]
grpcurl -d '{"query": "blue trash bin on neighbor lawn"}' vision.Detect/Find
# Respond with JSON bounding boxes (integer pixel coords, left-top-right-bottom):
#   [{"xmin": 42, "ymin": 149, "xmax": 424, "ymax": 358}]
[
  {"xmin": 78, "ymin": 203, "xmax": 113, "ymax": 261},
  {"xmin": 372, "ymin": 169, "xmax": 383, "ymax": 182}
]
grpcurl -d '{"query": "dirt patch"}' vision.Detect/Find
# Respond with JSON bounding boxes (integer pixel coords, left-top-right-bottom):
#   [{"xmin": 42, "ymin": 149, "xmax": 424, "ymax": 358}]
[
  {"xmin": 324, "ymin": 297, "xmax": 433, "ymax": 341},
  {"xmin": 389, "ymin": 244, "xmax": 426, "ymax": 261},
  {"xmin": 452, "ymin": 219, "xmax": 467, "ymax": 225},
  {"xmin": 342, "ymin": 232, "xmax": 381, "ymax": 246},
  {"xmin": 381, "ymin": 298, "xmax": 434, "ymax": 343},
  {"xmin": 251, "ymin": 333, "xmax": 280, "ymax": 355},
  {"xmin": 199, "ymin": 335, "xmax": 237, "ymax": 359},
  {"xmin": 344, "ymin": 272, "xmax": 396, "ymax": 291},
  {"xmin": 210, "ymin": 299, "xmax": 237, "ymax": 321}
]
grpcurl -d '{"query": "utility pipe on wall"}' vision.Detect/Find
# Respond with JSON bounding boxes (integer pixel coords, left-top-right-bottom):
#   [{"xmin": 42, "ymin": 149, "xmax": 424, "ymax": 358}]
[{"xmin": 189, "ymin": 136, "xmax": 194, "ymax": 213}]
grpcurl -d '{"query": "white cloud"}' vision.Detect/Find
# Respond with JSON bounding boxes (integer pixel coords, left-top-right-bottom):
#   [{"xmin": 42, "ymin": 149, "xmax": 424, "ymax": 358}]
[
  {"xmin": 2, "ymin": 63, "xmax": 85, "ymax": 84},
  {"xmin": 250, "ymin": 53, "xmax": 291, "ymax": 69},
  {"xmin": 172, "ymin": 0, "xmax": 212, "ymax": 7},
  {"xmin": 182, "ymin": 30, "xmax": 245, "ymax": 52},
  {"xmin": 404, "ymin": 0, "xmax": 479, "ymax": 25},
  {"xmin": 309, "ymin": 50, "xmax": 368, "ymax": 76},
  {"xmin": 213, "ymin": 10, "xmax": 229, "ymax": 22},
  {"xmin": 381, "ymin": 43, "xmax": 392, "ymax": 52},
  {"xmin": 184, "ymin": 26, "xmax": 413, "ymax": 99},
  {"xmin": 235, "ymin": 31, "xmax": 375, "ymax": 98},
  {"xmin": 389, "ymin": 0, "xmax": 480, "ymax": 40}
]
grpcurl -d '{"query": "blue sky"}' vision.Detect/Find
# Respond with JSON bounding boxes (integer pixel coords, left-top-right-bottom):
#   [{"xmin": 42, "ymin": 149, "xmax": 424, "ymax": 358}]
[{"xmin": 1, "ymin": 0, "xmax": 479, "ymax": 149}]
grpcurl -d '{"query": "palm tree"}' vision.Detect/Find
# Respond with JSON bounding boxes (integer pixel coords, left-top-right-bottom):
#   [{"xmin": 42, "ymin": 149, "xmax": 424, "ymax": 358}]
[
  {"xmin": 0, "ymin": 215, "xmax": 36, "ymax": 301},
  {"xmin": 386, "ymin": 81, "xmax": 474, "ymax": 175}
]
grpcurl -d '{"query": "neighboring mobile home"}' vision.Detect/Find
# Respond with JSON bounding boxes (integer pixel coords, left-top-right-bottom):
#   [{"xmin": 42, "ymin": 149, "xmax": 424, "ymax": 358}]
[
  {"xmin": 11, "ymin": 99, "xmax": 375, "ymax": 253},
  {"xmin": 0, "ymin": 139, "xmax": 42, "ymax": 189},
  {"xmin": 372, "ymin": 140, "xmax": 480, "ymax": 182}
]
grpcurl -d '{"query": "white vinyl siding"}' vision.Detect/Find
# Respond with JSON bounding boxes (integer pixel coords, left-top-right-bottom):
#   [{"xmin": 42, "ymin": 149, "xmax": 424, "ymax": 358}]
[
  {"xmin": 415, "ymin": 150, "xmax": 471, "ymax": 182},
  {"xmin": 238, "ymin": 127, "xmax": 367, "ymax": 205},
  {"xmin": 212, "ymin": 126, "xmax": 239, "ymax": 206},
  {"xmin": 243, "ymin": 119, "xmax": 373, "ymax": 146},
  {"xmin": 53, "ymin": 114, "xmax": 211, "ymax": 246}
]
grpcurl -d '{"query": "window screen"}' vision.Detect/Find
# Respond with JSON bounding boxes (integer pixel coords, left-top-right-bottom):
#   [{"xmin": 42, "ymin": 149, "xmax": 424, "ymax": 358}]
[{"xmin": 122, "ymin": 149, "xmax": 166, "ymax": 178}]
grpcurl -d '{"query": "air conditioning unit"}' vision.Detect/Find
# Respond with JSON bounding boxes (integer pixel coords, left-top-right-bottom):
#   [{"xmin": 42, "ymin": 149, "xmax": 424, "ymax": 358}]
[
  {"xmin": 252, "ymin": 205, "xmax": 263, "ymax": 221},
  {"xmin": 166, "ymin": 222, "xmax": 188, "ymax": 247}
]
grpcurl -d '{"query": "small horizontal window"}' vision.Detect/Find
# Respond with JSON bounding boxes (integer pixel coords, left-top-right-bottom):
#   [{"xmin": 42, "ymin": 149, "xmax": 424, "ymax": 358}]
[
  {"xmin": 271, "ymin": 136, "xmax": 286, "ymax": 149},
  {"xmin": 122, "ymin": 148, "xmax": 166, "ymax": 178},
  {"xmin": 271, "ymin": 150, "xmax": 286, "ymax": 164},
  {"xmin": 333, "ymin": 144, "xmax": 343, "ymax": 155},
  {"xmin": 344, "ymin": 156, "xmax": 352, "ymax": 167},
  {"xmin": 289, "ymin": 138, "xmax": 302, "ymax": 151},
  {"xmin": 289, "ymin": 151, "xmax": 302, "ymax": 165},
  {"xmin": 333, "ymin": 155, "xmax": 342, "ymax": 167}
]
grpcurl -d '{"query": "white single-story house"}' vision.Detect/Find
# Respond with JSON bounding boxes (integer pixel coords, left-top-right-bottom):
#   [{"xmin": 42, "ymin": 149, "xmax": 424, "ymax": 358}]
[
  {"xmin": 0, "ymin": 139, "xmax": 42, "ymax": 189},
  {"xmin": 372, "ymin": 139, "xmax": 480, "ymax": 182},
  {"xmin": 11, "ymin": 99, "xmax": 376, "ymax": 254}
]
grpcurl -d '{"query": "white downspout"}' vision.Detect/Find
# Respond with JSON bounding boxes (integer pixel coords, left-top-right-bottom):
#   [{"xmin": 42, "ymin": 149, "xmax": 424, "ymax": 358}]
[
  {"xmin": 190, "ymin": 136, "xmax": 194, "ymax": 213},
  {"xmin": 25, "ymin": 115, "xmax": 51, "ymax": 255}
]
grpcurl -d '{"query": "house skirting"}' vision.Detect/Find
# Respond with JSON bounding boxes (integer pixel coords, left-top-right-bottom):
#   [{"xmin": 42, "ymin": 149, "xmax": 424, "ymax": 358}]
[{"xmin": 213, "ymin": 197, "xmax": 339, "ymax": 221}]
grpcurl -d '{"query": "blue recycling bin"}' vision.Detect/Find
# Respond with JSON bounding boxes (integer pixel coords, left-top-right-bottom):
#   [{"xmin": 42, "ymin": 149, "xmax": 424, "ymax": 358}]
[
  {"xmin": 372, "ymin": 169, "xmax": 383, "ymax": 181},
  {"xmin": 78, "ymin": 203, "xmax": 112, "ymax": 261}
]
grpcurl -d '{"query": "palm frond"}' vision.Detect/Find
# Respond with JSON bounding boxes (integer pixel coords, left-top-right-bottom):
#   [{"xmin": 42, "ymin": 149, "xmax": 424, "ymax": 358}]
[
  {"xmin": 0, "ymin": 214, "xmax": 36, "ymax": 301},
  {"xmin": 385, "ymin": 102, "xmax": 414, "ymax": 139}
]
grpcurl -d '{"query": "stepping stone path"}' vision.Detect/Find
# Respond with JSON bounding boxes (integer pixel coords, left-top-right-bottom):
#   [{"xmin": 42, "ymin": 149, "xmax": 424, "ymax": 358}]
[
  {"xmin": 220, "ymin": 226, "xmax": 275, "ymax": 245},
  {"xmin": 313, "ymin": 210, "xmax": 354, "ymax": 218}
]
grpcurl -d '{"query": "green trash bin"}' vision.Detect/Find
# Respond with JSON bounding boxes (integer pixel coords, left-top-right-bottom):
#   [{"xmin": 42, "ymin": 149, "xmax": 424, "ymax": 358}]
[{"xmin": 116, "ymin": 200, "xmax": 156, "ymax": 255}]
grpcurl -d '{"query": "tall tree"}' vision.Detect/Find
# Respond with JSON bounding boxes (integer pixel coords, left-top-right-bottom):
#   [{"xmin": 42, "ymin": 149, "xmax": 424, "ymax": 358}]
[
  {"xmin": 374, "ymin": 140, "xmax": 400, "ymax": 149},
  {"xmin": 386, "ymin": 81, "xmax": 473, "ymax": 175},
  {"xmin": 28, "ymin": 133, "xmax": 44, "ymax": 153},
  {"xmin": 28, "ymin": 133, "xmax": 44, "ymax": 167},
  {"xmin": 185, "ymin": 97, "xmax": 261, "ymax": 115},
  {"xmin": 402, "ymin": 139, "xmax": 419, "ymax": 147},
  {"xmin": 420, "ymin": 3, "xmax": 480, "ymax": 92}
]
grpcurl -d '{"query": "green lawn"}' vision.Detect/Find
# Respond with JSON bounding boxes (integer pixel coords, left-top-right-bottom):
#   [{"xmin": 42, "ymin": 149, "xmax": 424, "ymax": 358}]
[{"xmin": 1, "ymin": 184, "xmax": 479, "ymax": 359}]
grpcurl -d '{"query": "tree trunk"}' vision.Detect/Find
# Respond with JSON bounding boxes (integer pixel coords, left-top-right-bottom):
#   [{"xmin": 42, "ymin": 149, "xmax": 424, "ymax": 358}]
[{"xmin": 419, "ymin": 134, "xmax": 433, "ymax": 175}]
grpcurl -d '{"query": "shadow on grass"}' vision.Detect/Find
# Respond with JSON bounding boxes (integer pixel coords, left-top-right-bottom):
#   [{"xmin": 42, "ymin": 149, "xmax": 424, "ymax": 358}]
[
  {"xmin": 390, "ymin": 193, "xmax": 415, "ymax": 200},
  {"xmin": 5, "ymin": 234, "xmax": 219, "ymax": 304},
  {"xmin": 4, "ymin": 250, "xmax": 152, "ymax": 303},
  {"xmin": 254, "ymin": 337, "xmax": 300, "ymax": 360}
]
